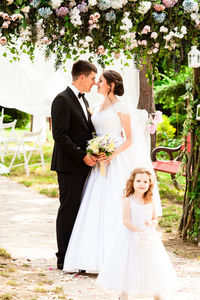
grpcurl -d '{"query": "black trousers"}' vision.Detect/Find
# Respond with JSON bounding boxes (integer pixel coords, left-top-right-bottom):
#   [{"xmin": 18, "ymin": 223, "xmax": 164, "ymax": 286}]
[{"xmin": 56, "ymin": 171, "xmax": 89, "ymax": 265}]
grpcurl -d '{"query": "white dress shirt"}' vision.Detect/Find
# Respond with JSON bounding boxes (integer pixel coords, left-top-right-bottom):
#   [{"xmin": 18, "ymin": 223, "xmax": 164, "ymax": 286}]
[{"xmin": 69, "ymin": 84, "xmax": 88, "ymax": 120}]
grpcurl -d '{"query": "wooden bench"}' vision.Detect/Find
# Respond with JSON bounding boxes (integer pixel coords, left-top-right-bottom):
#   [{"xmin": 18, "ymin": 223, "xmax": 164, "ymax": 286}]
[{"xmin": 152, "ymin": 134, "xmax": 191, "ymax": 189}]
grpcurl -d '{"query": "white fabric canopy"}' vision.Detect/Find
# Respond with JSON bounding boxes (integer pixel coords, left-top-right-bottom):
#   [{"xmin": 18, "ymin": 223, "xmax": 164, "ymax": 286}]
[
  {"xmin": 0, "ymin": 49, "xmax": 139, "ymax": 116},
  {"xmin": 0, "ymin": 49, "xmax": 140, "ymax": 143}
]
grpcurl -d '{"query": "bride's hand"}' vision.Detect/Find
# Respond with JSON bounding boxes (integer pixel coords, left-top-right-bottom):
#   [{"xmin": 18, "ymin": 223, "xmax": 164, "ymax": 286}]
[{"xmin": 98, "ymin": 152, "xmax": 116, "ymax": 165}]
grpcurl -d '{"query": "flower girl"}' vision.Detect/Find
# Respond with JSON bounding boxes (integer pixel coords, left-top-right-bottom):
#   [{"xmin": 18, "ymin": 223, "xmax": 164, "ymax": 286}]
[{"xmin": 97, "ymin": 168, "xmax": 179, "ymax": 300}]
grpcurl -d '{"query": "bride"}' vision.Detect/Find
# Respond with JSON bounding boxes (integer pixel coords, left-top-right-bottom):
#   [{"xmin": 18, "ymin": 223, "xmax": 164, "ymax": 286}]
[{"xmin": 63, "ymin": 69, "xmax": 161, "ymax": 273}]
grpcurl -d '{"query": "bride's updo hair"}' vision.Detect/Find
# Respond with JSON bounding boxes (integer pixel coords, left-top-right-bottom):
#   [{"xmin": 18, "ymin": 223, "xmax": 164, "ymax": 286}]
[{"xmin": 103, "ymin": 70, "xmax": 124, "ymax": 96}]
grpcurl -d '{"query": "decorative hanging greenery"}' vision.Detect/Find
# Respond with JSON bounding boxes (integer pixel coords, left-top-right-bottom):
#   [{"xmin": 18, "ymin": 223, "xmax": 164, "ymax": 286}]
[{"xmin": 0, "ymin": 0, "xmax": 199, "ymax": 76}]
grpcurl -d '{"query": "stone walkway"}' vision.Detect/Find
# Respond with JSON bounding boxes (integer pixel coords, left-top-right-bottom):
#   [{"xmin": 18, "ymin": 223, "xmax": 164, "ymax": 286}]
[{"xmin": 0, "ymin": 175, "xmax": 200, "ymax": 300}]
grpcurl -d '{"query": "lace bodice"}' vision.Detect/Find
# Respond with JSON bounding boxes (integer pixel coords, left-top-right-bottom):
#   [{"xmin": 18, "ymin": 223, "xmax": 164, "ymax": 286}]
[
  {"xmin": 130, "ymin": 200, "xmax": 153, "ymax": 231},
  {"xmin": 91, "ymin": 101, "xmax": 127, "ymax": 146}
]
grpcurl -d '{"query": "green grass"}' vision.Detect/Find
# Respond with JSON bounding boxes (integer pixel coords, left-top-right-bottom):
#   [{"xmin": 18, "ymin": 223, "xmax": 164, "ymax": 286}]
[
  {"xmin": 0, "ymin": 294, "xmax": 13, "ymax": 300},
  {"xmin": 0, "ymin": 249, "xmax": 11, "ymax": 259},
  {"xmin": 0, "ymin": 271, "xmax": 10, "ymax": 278},
  {"xmin": 7, "ymin": 280, "xmax": 17, "ymax": 286},
  {"xmin": 156, "ymin": 172, "xmax": 184, "ymax": 233},
  {"xmin": 34, "ymin": 287, "xmax": 49, "ymax": 293},
  {"xmin": 159, "ymin": 205, "xmax": 182, "ymax": 229}
]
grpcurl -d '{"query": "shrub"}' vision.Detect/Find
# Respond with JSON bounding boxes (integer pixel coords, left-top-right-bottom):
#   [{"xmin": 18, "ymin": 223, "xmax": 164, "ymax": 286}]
[
  {"xmin": 0, "ymin": 107, "xmax": 30, "ymax": 129},
  {"xmin": 156, "ymin": 114, "xmax": 176, "ymax": 145}
]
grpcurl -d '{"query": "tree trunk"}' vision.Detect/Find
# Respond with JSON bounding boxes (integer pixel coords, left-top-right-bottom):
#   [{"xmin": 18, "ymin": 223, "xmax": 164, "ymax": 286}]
[
  {"xmin": 137, "ymin": 63, "xmax": 156, "ymax": 152},
  {"xmin": 179, "ymin": 67, "xmax": 200, "ymax": 241}
]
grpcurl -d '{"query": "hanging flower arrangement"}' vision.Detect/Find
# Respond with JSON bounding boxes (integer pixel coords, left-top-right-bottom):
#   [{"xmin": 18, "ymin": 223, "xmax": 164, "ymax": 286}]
[{"xmin": 0, "ymin": 0, "xmax": 199, "ymax": 72}]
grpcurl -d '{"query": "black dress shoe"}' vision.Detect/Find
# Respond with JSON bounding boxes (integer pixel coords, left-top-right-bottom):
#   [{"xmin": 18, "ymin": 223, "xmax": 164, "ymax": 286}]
[
  {"xmin": 79, "ymin": 270, "xmax": 86, "ymax": 273},
  {"xmin": 57, "ymin": 262, "xmax": 63, "ymax": 270}
]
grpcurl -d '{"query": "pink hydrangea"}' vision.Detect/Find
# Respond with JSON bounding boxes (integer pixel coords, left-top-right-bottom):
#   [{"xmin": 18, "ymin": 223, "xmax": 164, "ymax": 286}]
[
  {"xmin": 146, "ymin": 123, "xmax": 157, "ymax": 134},
  {"xmin": 162, "ymin": 0, "xmax": 178, "ymax": 8}
]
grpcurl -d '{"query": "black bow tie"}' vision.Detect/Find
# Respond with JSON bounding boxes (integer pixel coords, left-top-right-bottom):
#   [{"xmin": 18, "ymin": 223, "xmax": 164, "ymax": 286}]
[{"xmin": 78, "ymin": 92, "xmax": 85, "ymax": 99}]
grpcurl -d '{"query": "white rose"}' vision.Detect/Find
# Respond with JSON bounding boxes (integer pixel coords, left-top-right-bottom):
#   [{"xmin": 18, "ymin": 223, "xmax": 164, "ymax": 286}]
[
  {"xmin": 85, "ymin": 36, "xmax": 93, "ymax": 43},
  {"xmin": 171, "ymin": 43, "xmax": 177, "ymax": 49},
  {"xmin": 160, "ymin": 26, "xmax": 168, "ymax": 33},
  {"xmin": 130, "ymin": 40, "xmax": 138, "ymax": 48},
  {"xmin": 51, "ymin": 0, "xmax": 63, "ymax": 9},
  {"xmin": 164, "ymin": 34, "xmax": 171, "ymax": 41},
  {"xmin": 138, "ymin": 1, "xmax": 151, "ymax": 14},
  {"xmin": 141, "ymin": 40, "xmax": 147, "ymax": 46},
  {"xmin": 6, "ymin": 0, "xmax": 14, "ymax": 4},
  {"xmin": 181, "ymin": 26, "xmax": 187, "ymax": 34},
  {"xmin": 151, "ymin": 32, "xmax": 158, "ymax": 39},
  {"xmin": 111, "ymin": 0, "xmax": 128, "ymax": 9},
  {"xmin": 195, "ymin": 19, "xmax": 200, "ymax": 25},
  {"xmin": 193, "ymin": 2, "xmax": 199, "ymax": 12},
  {"xmin": 153, "ymin": 48, "xmax": 159, "ymax": 53},
  {"xmin": 21, "ymin": 6, "xmax": 30, "ymax": 13},
  {"xmin": 83, "ymin": 41, "xmax": 89, "ymax": 48},
  {"xmin": 88, "ymin": 0, "xmax": 97, "ymax": 6},
  {"xmin": 60, "ymin": 28, "xmax": 65, "ymax": 36},
  {"xmin": 190, "ymin": 13, "xmax": 198, "ymax": 21}
]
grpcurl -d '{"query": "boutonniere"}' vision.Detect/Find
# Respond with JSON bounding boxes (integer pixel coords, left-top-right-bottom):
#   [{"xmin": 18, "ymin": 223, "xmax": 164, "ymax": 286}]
[{"xmin": 87, "ymin": 107, "xmax": 93, "ymax": 116}]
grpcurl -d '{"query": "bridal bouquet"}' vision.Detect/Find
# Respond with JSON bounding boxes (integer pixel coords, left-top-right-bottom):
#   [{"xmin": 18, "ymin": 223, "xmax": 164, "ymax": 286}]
[{"xmin": 86, "ymin": 134, "xmax": 116, "ymax": 176}]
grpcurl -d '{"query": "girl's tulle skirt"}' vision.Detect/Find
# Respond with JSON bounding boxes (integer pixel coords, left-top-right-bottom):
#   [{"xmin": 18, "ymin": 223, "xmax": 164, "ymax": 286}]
[{"xmin": 97, "ymin": 227, "xmax": 180, "ymax": 296}]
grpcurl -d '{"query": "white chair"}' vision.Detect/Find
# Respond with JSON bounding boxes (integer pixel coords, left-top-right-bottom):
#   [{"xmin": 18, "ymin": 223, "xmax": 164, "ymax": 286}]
[
  {"xmin": 8, "ymin": 129, "xmax": 45, "ymax": 175},
  {"xmin": 0, "ymin": 119, "xmax": 18, "ymax": 163}
]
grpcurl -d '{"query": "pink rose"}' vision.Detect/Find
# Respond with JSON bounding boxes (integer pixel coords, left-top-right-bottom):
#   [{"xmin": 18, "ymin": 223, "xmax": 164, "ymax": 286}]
[
  {"xmin": 98, "ymin": 45, "xmax": 105, "ymax": 54},
  {"xmin": 3, "ymin": 13, "xmax": 9, "ymax": 19},
  {"xmin": 154, "ymin": 4, "xmax": 165, "ymax": 12},
  {"xmin": 114, "ymin": 52, "xmax": 121, "ymax": 59},
  {"xmin": 0, "ymin": 36, "xmax": 7, "ymax": 44},
  {"xmin": 2, "ymin": 22, "xmax": 9, "ymax": 28}
]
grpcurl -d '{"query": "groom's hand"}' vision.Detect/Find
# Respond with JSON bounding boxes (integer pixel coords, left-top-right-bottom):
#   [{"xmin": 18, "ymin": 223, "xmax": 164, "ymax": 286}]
[{"xmin": 83, "ymin": 154, "xmax": 97, "ymax": 166}]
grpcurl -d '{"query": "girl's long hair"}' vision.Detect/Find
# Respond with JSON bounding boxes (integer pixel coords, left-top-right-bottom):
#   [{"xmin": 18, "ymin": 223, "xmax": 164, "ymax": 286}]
[{"xmin": 124, "ymin": 168, "xmax": 154, "ymax": 203}]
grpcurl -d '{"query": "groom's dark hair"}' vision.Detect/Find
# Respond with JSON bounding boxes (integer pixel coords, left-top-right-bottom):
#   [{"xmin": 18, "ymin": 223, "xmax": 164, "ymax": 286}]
[{"xmin": 72, "ymin": 60, "xmax": 97, "ymax": 80}]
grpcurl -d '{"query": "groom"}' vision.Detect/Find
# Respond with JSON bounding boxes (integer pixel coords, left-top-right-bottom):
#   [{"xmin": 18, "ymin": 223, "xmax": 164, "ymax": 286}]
[{"xmin": 51, "ymin": 60, "xmax": 98, "ymax": 270}]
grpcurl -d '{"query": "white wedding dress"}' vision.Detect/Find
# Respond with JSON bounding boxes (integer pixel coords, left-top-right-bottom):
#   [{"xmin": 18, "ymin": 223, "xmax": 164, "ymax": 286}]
[{"xmin": 63, "ymin": 100, "xmax": 161, "ymax": 273}]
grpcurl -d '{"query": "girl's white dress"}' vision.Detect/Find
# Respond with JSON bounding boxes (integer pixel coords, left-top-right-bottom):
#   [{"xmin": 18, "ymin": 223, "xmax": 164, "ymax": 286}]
[
  {"xmin": 97, "ymin": 199, "xmax": 179, "ymax": 296},
  {"xmin": 63, "ymin": 101, "xmax": 161, "ymax": 273}
]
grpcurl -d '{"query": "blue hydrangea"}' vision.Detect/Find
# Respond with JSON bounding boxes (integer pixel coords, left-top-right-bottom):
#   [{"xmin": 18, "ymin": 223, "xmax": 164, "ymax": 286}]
[
  {"xmin": 98, "ymin": 0, "xmax": 111, "ymax": 11},
  {"xmin": 105, "ymin": 10, "xmax": 116, "ymax": 22},
  {"xmin": 153, "ymin": 12, "xmax": 166, "ymax": 23},
  {"xmin": 38, "ymin": 7, "xmax": 53, "ymax": 18},
  {"xmin": 30, "ymin": 0, "xmax": 41, "ymax": 8},
  {"xmin": 183, "ymin": 0, "xmax": 195, "ymax": 13}
]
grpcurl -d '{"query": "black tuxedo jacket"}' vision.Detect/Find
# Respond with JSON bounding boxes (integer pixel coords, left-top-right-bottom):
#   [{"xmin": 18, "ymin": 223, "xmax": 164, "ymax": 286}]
[{"xmin": 51, "ymin": 87, "xmax": 95, "ymax": 173}]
